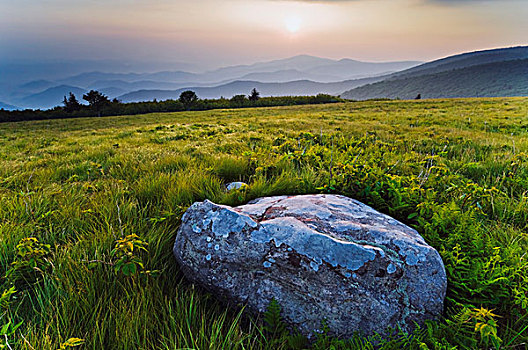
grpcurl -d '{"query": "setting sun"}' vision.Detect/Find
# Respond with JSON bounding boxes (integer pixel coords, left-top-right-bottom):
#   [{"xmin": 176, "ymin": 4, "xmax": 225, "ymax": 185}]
[{"xmin": 285, "ymin": 15, "xmax": 301, "ymax": 33}]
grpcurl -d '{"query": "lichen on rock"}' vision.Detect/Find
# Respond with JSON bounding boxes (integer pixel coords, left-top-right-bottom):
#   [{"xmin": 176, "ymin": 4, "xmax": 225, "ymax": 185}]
[{"xmin": 173, "ymin": 194, "xmax": 447, "ymax": 339}]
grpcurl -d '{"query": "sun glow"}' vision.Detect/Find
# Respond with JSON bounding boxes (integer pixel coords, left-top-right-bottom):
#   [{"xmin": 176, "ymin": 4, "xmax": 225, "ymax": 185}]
[
  {"xmin": 285, "ymin": 16, "xmax": 301, "ymax": 33},
  {"xmin": 230, "ymin": 2, "xmax": 347, "ymax": 40}
]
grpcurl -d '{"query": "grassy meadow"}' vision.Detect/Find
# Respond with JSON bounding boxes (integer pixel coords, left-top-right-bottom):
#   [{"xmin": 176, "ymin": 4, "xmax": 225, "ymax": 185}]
[{"xmin": 1, "ymin": 98, "xmax": 528, "ymax": 349}]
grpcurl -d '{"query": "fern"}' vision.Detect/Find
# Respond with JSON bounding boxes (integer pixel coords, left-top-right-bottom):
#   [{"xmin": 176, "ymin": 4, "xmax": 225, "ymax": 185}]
[
  {"xmin": 263, "ymin": 299, "xmax": 308, "ymax": 349},
  {"xmin": 263, "ymin": 298, "xmax": 287, "ymax": 338},
  {"xmin": 287, "ymin": 333, "xmax": 309, "ymax": 350}
]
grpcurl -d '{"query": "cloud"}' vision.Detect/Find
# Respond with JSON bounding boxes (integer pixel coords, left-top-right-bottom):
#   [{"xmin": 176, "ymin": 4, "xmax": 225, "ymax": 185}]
[
  {"xmin": 427, "ymin": 0, "xmax": 494, "ymax": 2},
  {"xmin": 424, "ymin": 0, "xmax": 525, "ymax": 6},
  {"xmin": 272, "ymin": 0, "xmax": 513, "ymax": 2},
  {"xmin": 265, "ymin": 0, "xmax": 370, "ymax": 1}
]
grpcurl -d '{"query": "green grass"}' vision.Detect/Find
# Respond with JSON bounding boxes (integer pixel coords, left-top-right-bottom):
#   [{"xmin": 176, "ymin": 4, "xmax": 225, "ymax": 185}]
[{"xmin": 1, "ymin": 98, "xmax": 528, "ymax": 349}]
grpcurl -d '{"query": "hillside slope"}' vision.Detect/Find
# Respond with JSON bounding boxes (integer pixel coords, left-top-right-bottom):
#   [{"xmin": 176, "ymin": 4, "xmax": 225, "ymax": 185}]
[
  {"xmin": 306, "ymin": 58, "xmax": 420, "ymax": 79},
  {"xmin": 1, "ymin": 99, "xmax": 528, "ymax": 348},
  {"xmin": 119, "ymin": 77, "xmax": 382, "ymax": 102},
  {"xmin": 17, "ymin": 85, "xmax": 86, "ymax": 109},
  {"xmin": 0, "ymin": 102, "xmax": 19, "ymax": 111},
  {"xmin": 342, "ymin": 58, "xmax": 528, "ymax": 100},
  {"xmin": 394, "ymin": 46, "xmax": 528, "ymax": 79},
  {"xmin": 200, "ymin": 55, "xmax": 419, "ymax": 82},
  {"xmin": 8, "ymin": 55, "xmax": 419, "ymax": 109}
]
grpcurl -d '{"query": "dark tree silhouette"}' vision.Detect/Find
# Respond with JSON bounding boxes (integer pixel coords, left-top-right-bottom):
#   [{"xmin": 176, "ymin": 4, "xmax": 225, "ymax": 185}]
[
  {"xmin": 231, "ymin": 94, "xmax": 247, "ymax": 105},
  {"xmin": 179, "ymin": 90, "xmax": 198, "ymax": 110},
  {"xmin": 82, "ymin": 90, "xmax": 110, "ymax": 117},
  {"xmin": 1, "ymin": 95, "xmax": 340, "ymax": 123},
  {"xmin": 249, "ymin": 88, "xmax": 260, "ymax": 102},
  {"xmin": 63, "ymin": 92, "xmax": 82, "ymax": 113}
]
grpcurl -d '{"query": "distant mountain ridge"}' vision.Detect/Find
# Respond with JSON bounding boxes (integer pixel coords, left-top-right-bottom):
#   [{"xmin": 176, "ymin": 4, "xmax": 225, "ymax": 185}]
[
  {"xmin": 118, "ymin": 77, "xmax": 383, "ymax": 102},
  {"xmin": 19, "ymin": 85, "xmax": 87, "ymax": 109},
  {"xmin": 4, "ymin": 55, "xmax": 421, "ymax": 109},
  {"xmin": 197, "ymin": 55, "xmax": 420, "ymax": 83},
  {"xmin": 18, "ymin": 80, "xmax": 56, "ymax": 92},
  {"xmin": 58, "ymin": 71, "xmax": 200, "ymax": 87},
  {"xmin": 305, "ymin": 58, "xmax": 420, "ymax": 79},
  {"xmin": 54, "ymin": 55, "xmax": 420, "ymax": 86},
  {"xmin": 236, "ymin": 69, "xmax": 340, "ymax": 83},
  {"xmin": 393, "ymin": 46, "xmax": 528, "ymax": 79},
  {"xmin": 341, "ymin": 46, "xmax": 528, "ymax": 100},
  {"xmin": 0, "ymin": 102, "xmax": 19, "ymax": 111},
  {"xmin": 114, "ymin": 57, "xmax": 420, "ymax": 103},
  {"xmin": 5, "ymin": 47, "xmax": 527, "ymax": 109}
]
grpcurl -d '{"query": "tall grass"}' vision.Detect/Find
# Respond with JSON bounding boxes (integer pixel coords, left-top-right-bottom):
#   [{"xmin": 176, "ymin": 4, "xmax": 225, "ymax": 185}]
[{"xmin": 1, "ymin": 98, "xmax": 528, "ymax": 349}]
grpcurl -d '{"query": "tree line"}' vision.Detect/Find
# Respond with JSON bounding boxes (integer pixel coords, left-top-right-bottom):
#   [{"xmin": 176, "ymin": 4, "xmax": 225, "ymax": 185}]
[{"xmin": 0, "ymin": 89, "xmax": 343, "ymax": 123}]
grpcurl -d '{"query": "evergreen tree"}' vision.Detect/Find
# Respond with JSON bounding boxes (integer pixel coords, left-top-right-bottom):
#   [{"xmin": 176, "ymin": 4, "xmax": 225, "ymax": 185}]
[
  {"xmin": 249, "ymin": 88, "xmax": 260, "ymax": 102},
  {"xmin": 231, "ymin": 94, "xmax": 247, "ymax": 106},
  {"xmin": 62, "ymin": 92, "xmax": 82, "ymax": 113},
  {"xmin": 83, "ymin": 90, "xmax": 110, "ymax": 117},
  {"xmin": 179, "ymin": 90, "xmax": 198, "ymax": 110}
]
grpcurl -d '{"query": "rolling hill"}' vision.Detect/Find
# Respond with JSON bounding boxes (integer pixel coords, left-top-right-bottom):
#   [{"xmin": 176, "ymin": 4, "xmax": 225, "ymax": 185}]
[
  {"xmin": 0, "ymin": 102, "xmax": 19, "ymax": 111},
  {"xmin": 118, "ymin": 77, "xmax": 383, "ymax": 102},
  {"xmin": 200, "ymin": 55, "xmax": 420, "ymax": 83},
  {"xmin": 8, "ymin": 48, "xmax": 527, "ymax": 108},
  {"xmin": 86, "ymin": 80, "xmax": 205, "ymax": 92},
  {"xmin": 9, "ymin": 55, "xmax": 420, "ymax": 109},
  {"xmin": 17, "ymin": 85, "xmax": 86, "ymax": 109},
  {"xmin": 51, "ymin": 55, "xmax": 419, "ymax": 87},
  {"xmin": 58, "ymin": 71, "xmax": 201, "ymax": 87},
  {"xmin": 342, "ymin": 59, "xmax": 528, "ymax": 100},
  {"xmin": 235, "ymin": 69, "xmax": 341, "ymax": 83},
  {"xmin": 393, "ymin": 46, "xmax": 528, "ymax": 79},
  {"xmin": 97, "ymin": 87, "xmax": 128, "ymax": 99},
  {"xmin": 18, "ymin": 80, "xmax": 56, "ymax": 93},
  {"xmin": 305, "ymin": 58, "xmax": 421, "ymax": 80},
  {"xmin": 341, "ymin": 46, "xmax": 528, "ymax": 100},
  {"xmin": 2, "ymin": 98, "xmax": 528, "ymax": 348}
]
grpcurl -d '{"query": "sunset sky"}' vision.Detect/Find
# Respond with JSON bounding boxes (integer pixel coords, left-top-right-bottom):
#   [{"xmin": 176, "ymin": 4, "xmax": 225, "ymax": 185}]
[{"xmin": 1, "ymin": 0, "xmax": 527, "ymax": 70}]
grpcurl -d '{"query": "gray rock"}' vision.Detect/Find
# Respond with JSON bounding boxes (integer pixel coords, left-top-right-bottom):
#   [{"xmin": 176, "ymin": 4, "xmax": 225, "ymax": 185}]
[
  {"xmin": 173, "ymin": 194, "xmax": 446, "ymax": 339},
  {"xmin": 226, "ymin": 182, "xmax": 248, "ymax": 191}
]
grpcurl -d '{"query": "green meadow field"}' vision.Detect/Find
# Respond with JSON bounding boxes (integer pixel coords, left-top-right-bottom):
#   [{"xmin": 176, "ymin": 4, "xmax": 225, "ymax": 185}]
[{"xmin": 1, "ymin": 98, "xmax": 528, "ymax": 349}]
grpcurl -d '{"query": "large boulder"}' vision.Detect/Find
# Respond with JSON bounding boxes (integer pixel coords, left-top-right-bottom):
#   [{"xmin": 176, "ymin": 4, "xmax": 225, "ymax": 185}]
[{"xmin": 173, "ymin": 194, "xmax": 446, "ymax": 338}]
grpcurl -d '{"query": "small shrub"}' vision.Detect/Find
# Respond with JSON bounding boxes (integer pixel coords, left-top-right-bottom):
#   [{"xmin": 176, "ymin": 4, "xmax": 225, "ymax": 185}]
[
  {"xmin": 111, "ymin": 234, "xmax": 148, "ymax": 277},
  {"xmin": 5, "ymin": 237, "xmax": 51, "ymax": 285}
]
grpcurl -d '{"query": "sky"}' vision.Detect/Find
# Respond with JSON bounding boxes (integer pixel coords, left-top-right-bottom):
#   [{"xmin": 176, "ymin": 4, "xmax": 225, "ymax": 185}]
[{"xmin": 1, "ymin": 0, "xmax": 527, "ymax": 71}]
